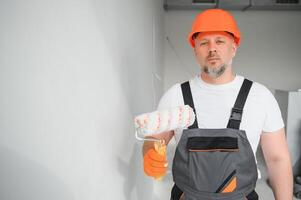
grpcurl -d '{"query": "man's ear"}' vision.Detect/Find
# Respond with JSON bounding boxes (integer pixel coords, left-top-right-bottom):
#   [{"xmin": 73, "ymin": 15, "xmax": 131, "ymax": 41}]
[
  {"xmin": 232, "ymin": 42, "xmax": 238, "ymax": 57},
  {"xmin": 193, "ymin": 46, "xmax": 197, "ymax": 56}
]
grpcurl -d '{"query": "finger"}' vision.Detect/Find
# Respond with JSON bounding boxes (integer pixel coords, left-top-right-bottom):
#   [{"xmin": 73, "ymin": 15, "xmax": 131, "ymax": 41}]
[
  {"xmin": 145, "ymin": 154, "xmax": 167, "ymax": 167},
  {"xmin": 144, "ymin": 153, "xmax": 167, "ymax": 167},
  {"xmin": 145, "ymin": 167, "xmax": 166, "ymax": 175},
  {"xmin": 144, "ymin": 160, "xmax": 167, "ymax": 170},
  {"xmin": 148, "ymin": 159, "xmax": 168, "ymax": 168},
  {"xmin": 144, "ymin": 165, "xmax": 167, "ymax": 177},
  {"xmin": 146, "ymin": 149, "xmax": 166, "ymax": 162}
]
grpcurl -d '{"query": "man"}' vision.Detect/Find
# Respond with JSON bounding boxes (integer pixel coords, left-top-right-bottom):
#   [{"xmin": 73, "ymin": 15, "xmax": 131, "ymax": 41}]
[{"xmin": 143, "ymin": 9, "xmax": 293, "ymax": 200}]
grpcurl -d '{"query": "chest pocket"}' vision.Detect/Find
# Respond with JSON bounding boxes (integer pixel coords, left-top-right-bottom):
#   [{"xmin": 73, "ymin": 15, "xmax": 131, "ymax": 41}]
[{"xmin": 187, "ymin": 136, "xmax": 238, "ymax": 193}]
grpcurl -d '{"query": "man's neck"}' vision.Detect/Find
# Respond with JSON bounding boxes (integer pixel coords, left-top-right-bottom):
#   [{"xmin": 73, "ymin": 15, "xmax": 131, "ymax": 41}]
[{"xmin": 200, "ymin": 71, "xmax": 236, "ymax": 85}]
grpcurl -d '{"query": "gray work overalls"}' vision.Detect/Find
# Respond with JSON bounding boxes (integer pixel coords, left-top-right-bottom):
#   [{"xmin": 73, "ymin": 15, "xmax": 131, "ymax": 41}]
[{"xmin": 170, "ymin": 79, "xmax": 258, "ymax": 200}]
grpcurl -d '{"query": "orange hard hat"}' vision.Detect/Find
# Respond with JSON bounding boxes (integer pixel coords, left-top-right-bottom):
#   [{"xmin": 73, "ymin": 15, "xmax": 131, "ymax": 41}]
[{"xmin": 188, "ymin": 9, "xmax": 241, "ymax": 48}]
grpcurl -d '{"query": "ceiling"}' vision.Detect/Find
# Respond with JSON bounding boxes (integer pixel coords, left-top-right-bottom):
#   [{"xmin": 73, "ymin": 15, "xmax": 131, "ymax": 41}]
[{"xmin": 164, "ymin": 0, "xmax": 301, "ymax": 11}]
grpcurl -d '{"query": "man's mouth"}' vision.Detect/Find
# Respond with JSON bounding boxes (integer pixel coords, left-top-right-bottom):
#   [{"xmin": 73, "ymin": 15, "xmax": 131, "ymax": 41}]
[{"xmin": 207, "ymin": 57, "xmax": 220, "ymax": 61}]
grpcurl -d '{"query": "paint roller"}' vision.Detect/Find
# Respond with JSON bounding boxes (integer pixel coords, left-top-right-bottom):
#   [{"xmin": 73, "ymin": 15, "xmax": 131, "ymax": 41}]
[
  {"xmin": 134, "ymin": 105, "xmax": 196, "ymax": 140},
  {"xmin": 134, "ymin": 105, "xmax": 196, "ymax": 176}
]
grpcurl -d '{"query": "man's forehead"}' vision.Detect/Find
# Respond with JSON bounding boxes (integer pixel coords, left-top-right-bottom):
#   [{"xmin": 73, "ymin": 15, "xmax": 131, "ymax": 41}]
[{"xmin": 196, "ymin": 31, "xmax": 234, "ymax": 40}]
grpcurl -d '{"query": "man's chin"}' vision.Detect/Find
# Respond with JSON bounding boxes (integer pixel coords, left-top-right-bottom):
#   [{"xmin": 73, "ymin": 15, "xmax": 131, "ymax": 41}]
[
  {"xmin": 202, "ymin": 64, "xmax": 227, "ymax": 78},
  {"xmin": 207, "ymin": 63, "xmax": 222, "ymax": 68},
  {"xmin": 203, "ymin": 65, "xmax": 225, "ymax": 71}
]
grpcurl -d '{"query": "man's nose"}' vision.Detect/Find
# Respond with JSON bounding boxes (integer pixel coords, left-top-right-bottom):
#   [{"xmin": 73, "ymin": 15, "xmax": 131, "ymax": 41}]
[{"xmin": 208, "ymin": 42, "xmax": 217, "ymax": 53}]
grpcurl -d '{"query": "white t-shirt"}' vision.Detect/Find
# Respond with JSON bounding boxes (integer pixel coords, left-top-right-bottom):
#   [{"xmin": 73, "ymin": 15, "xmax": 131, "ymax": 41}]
[{"xmin": 157, "ymin": 74, "xmax": 284, "ymax": 157}]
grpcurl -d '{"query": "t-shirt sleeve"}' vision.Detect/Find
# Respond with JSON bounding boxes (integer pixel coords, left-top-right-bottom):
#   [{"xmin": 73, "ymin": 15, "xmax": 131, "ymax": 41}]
[
  {"xmin": 157, "ymin": 83, "xmax": 183, "ymax": 110},
  {"xmin": 262, "ymin": 89, "xmax": 285, "ymax": 133}
]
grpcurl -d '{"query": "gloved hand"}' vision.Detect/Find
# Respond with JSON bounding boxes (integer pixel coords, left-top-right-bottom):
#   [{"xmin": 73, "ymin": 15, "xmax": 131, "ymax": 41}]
[{"xmin": 143, "ymin": 142, "xmax": 168, "ymax": 179}]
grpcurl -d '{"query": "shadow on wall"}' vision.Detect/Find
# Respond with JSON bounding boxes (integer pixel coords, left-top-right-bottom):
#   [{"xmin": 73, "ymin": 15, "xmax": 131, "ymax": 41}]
[
  {"xmin": 117, "ymin": 142, "xmax": 166, "ymax": 200},
  {"xmin": 293, "ymin": 120, "xmax": 301, "ymax": 176},
  {"xmin": 0, "ymin": 146, "xmax": 73, "ymax": 200},
  {"xmin": 92, "ymin": 0, "xmax": 160, "ymax": 115},
  {"xmin": 117, "ymin": 142, "xmax": 152, "ymax": 200},
  {"xmin": 256, "ymin": 143, "xmax": 268, "ymax": 180}
]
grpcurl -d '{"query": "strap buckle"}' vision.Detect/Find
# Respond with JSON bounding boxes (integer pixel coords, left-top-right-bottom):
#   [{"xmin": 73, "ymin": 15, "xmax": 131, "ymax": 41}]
[{"xmin": 230, "ymin": 107, "xmax": 243, "ymax": 121}]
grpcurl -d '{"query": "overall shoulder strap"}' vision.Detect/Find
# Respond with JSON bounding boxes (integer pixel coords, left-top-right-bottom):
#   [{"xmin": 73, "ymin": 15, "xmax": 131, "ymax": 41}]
[
  {"xmin": 227, "ymin": 79, "xmax": 253, "ymax": 130},
  {"xmin": 181, "ymin": 81, "xmax": 199, "ymax": 129}
]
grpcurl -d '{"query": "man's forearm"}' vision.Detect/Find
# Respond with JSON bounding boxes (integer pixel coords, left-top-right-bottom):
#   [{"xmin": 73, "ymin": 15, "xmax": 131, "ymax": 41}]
[
  {"xmin": 142, "ymin": 140, "xmax": 155, "ymax": 156},
  {"xmin": 266, "ymin": 158, "xmax": 293, "ymax": 200}
]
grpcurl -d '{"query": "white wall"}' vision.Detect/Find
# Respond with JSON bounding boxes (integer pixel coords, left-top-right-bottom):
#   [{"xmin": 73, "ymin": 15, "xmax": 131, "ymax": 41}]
[
  {"xmin": 0, "ymin": 0, "xmax": 164, "ymax": 200},
  {"xmin": 163, "ymin": 10, "xmax": 301, "ymax": 92},
  {"xmin": 274, "ymin": 90, "xmax": 301, "ymax": 175}
]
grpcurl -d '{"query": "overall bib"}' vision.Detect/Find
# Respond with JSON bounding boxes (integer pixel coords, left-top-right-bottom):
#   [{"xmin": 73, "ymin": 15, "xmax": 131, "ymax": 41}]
[{"xmin": 170, "ymin": 79, "xmax": 258, "ymax": 200}]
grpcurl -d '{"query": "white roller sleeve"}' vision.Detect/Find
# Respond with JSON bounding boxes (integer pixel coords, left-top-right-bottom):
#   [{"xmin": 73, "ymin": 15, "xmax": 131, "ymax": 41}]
[{"xmin": 134, "ymin": 105, "xmax": 196, "ymax": 136}]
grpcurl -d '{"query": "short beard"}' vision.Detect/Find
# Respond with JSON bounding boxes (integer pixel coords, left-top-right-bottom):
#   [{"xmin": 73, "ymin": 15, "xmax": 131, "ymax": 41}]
[{"xmin": 203, "ymin": 64, "xmax": 227, "ymax": 78}]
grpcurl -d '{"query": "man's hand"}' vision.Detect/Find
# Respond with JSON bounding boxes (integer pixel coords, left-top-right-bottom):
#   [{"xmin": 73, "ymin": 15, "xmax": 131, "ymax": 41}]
[
  {"xmin": 143, "ymin": 144, "xmax": 168, "ymax": 179},
  {"xmin": 142, "ymin": 131, "xmax": 173, "ymax": 179}
]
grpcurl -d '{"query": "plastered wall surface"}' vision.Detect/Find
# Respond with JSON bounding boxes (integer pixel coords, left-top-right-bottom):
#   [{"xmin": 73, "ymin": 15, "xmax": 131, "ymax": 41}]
[{"xmin": 0, "ymin": 0, "xmax": 164, "ymax": 199}]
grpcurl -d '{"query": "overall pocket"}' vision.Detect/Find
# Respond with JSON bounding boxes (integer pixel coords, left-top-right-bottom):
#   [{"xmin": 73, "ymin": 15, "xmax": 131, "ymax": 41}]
[{"xmin": 187, "ymin": 136, "xmax": 239, "ymax": 193}]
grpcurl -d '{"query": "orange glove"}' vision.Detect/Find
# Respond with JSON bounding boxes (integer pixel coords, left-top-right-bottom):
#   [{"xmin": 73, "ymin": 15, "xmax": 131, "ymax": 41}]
[{"xmin": 143, "ymin": 141, "xmax": 168, "ymax": 180}]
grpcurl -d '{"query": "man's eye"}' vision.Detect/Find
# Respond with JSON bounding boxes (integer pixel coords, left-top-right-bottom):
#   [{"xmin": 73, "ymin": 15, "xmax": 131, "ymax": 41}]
[
  {"xmin": 199, "ymin": 42, "xmax": 207, "ymax": 46},
  {"xmin": 216, "ymin": 40, "xmax": 225, "ymax": 44}
]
